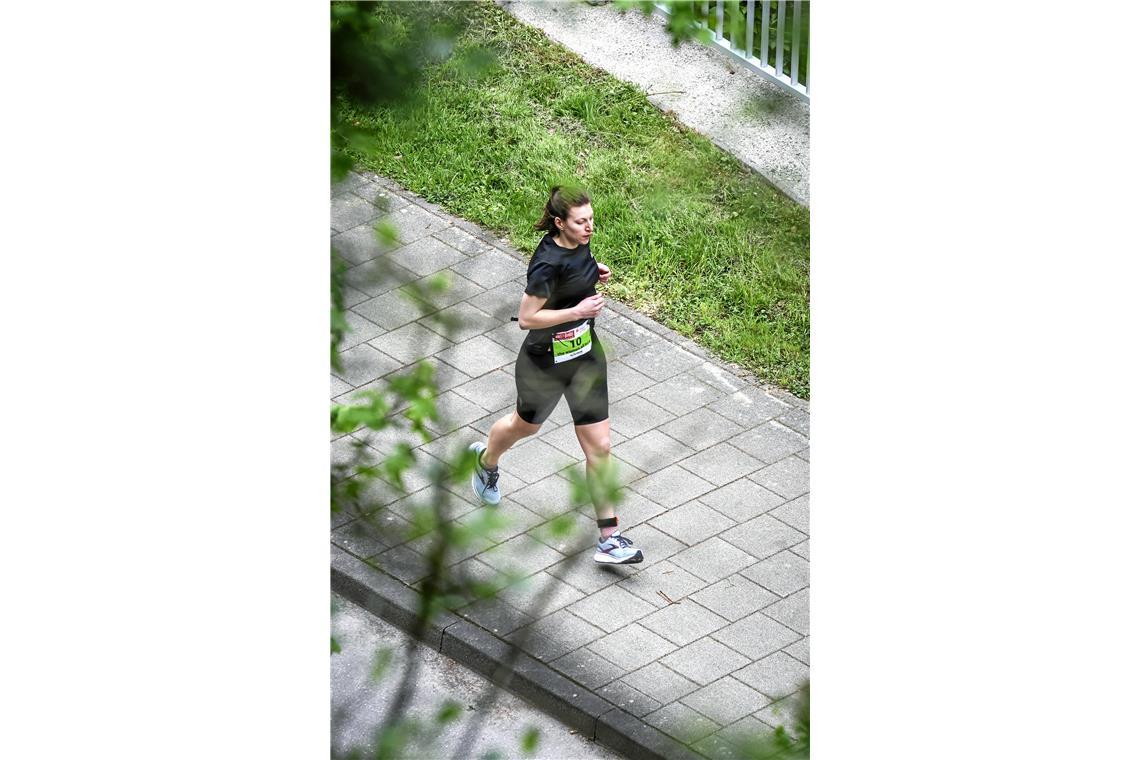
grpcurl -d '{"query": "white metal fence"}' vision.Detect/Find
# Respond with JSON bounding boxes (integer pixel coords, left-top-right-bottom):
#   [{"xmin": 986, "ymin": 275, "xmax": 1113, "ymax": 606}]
[{"xmin": 654, "ymin": 0, "xmax": 810, "ymax": 101}]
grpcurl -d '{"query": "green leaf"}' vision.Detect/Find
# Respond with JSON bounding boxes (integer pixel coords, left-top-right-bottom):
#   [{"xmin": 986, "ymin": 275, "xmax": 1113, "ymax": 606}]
[
  {"xmin": 566, "ymin": 457, "xmax": 625, "ymax": 510},
  {"xmin": 453, "ymin": 45, "xmax": 499, "ymax": 81},
  {"xmin": 520, "ymin": 726, "xmax": 540, "ymax": 755},
  {"xmin": 405, "ymin": 396, "xmax": 439, "ymax": 426},
  {"xmin": 427, "ymin": 310, "xmax": 463, "ymax": 337},
  {"xmin": 374, "ymin": 220, "xmax": 400, "ymax": 247},
  {"xmin": 370, "ymin": 648, "xmax": 394, "ymax": 681},
  {"xmin": 468, "ymin": 580, "xmax": 502, "ymax": 600},
  {"xmin": 331, "ymin": 636, "xmax": 341, "ymax": 654},
  {"xmin": 331, "ymin": 149, "xmax": 355, "ymax": 182},
  {"xmin": 436, "ymin": 593, "xmax": 469, "ymax": 613},
  {"xmin": 460, "ymin": 506, "xmax": 510, "ymax": 543},
  {"xmin": 407, "ymin": 504, "xmax": 441, "ymax": 538},
  {"xmin": 387, "ymin": 362, "xmax": 438, "ymax": 403},
  {"xmin": 382, "ymin": 443, "xmax": 416, "ymax": 487},
  {"xmin": 375, "ymin": 720, "xmax": 417, "ymax": 760},
  {"xmin": 548, "ymin": 513, "xmax": 578, "ymax": 539},
  {"xmin": 436, "ymin": 699, "xmax": 463, "ymax": 724},
  {"xmin": 426, "ymin": 271, "xmax": 451, "ymax": 293},
  {"xmin": 330, "ymin": 390, "xmax": 393, "ymax": 434}
]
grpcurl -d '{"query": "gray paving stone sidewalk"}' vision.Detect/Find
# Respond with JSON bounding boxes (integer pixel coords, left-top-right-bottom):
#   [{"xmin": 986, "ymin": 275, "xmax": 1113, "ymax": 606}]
[{"xmin": 331, "ymin": 172, "xmax": 809, "ymax": 759}]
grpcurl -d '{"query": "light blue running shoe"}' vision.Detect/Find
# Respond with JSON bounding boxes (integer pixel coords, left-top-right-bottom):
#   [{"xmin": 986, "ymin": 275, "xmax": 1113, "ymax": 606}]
[
  {"xmin": 468, "ymin": 441, "xmax": 501, "ymax": 505},
  {"xmin": 594, "ymin": 530, "xmax": 643, "ymax": 564}
]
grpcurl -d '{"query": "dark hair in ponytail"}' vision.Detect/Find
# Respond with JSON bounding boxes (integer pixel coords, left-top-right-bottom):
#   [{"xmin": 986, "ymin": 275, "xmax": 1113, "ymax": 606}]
[{"xmin": 533, "ymin": 185, "xmax": 591, "ymax": 234}]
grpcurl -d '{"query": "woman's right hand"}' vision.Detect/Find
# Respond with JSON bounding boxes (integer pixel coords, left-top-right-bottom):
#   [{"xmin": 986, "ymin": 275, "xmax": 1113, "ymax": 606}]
[{"xmin": 573, "ymin": 294, "xmax": 604, "ymax": 320}]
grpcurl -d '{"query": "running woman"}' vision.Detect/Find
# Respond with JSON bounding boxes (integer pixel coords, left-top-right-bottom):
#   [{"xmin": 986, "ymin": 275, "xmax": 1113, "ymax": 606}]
[{"xmin": 469, "ymin": 186, "xmax": 642, "ymax": 565}]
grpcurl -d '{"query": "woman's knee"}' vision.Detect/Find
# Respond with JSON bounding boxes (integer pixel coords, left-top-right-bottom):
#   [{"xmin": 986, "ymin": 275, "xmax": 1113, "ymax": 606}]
[
  {"xmin": 583, "ymin": 434, "xmax": 611, "ymax": 460},
  {"xmin": 511, "ymin": 411, "xmax": 542, "ymax": 438}
]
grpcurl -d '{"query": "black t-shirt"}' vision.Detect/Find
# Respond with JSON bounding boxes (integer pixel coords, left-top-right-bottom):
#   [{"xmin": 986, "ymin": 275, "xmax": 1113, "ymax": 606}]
[{"xmin": 522, "ymin": 233, "xmax": 600, "ymax": 353}]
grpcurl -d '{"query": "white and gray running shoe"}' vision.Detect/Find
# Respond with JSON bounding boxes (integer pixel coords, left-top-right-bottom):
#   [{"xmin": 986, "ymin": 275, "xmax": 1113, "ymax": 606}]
[
  {"xmin": 593, "ymin": 530, "xmax": 643, "ymax": 564},
  {"xmin": 468, "ymin": 441, "xmax": 501, "ymax": 505}
]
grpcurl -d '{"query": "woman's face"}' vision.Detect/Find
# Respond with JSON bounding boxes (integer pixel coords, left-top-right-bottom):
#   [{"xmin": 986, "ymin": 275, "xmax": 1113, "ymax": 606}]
[{"xmin": 555, "ymin": 203, "xmax": 594, "ymax": 246}]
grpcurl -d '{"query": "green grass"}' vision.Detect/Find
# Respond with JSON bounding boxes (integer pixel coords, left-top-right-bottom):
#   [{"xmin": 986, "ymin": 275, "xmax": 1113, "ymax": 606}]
[{"xmin": 343, "ymin": 1, "xmax": 810, "ymax": 397}]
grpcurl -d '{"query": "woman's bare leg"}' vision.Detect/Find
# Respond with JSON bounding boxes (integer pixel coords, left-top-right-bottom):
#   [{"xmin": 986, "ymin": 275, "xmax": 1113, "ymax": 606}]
[
  {"xmin": 573, "ymin": 419, "xmax": 615, "ymax": 532},
  {"xmin": 483, "ymin": 410, "xmax": 541, "ymax": 467}
]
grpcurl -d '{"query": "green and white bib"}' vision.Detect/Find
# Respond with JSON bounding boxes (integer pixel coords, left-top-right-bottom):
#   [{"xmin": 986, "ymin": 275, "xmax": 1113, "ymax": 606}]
[{"xmin": 552, "ymin": 321, "xmax": 592, "ymax": 364}]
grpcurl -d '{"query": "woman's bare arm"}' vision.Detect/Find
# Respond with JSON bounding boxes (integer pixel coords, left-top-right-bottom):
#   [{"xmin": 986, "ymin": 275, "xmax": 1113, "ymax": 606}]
[{"xmin": 517, "ymin": 293, "xmax": 603, "ymax": 330}]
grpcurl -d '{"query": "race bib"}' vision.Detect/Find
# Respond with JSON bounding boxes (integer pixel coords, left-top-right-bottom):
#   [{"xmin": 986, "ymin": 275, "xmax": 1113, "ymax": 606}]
[{"xmin": 552, "ymin": 321, "xmax": 592, "ymax": 364}]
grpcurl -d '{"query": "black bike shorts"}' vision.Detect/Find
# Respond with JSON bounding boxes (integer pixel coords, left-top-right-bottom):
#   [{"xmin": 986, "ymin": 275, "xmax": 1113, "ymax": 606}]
[{"xmin": 515, "ymin": 330, "xmax": 609, "ymax": 426}]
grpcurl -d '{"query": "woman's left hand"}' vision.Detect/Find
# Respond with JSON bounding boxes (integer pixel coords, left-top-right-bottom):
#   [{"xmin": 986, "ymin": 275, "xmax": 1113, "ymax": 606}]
[{"xmin": 597, "ymin": 262, "xmax": 612, "ymax": 285}]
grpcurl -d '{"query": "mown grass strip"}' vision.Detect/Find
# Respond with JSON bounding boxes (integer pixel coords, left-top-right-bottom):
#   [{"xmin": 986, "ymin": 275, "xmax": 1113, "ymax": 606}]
[{"xmin": 343, "ymin": 1, "xmax": 810, "ymax": 397}]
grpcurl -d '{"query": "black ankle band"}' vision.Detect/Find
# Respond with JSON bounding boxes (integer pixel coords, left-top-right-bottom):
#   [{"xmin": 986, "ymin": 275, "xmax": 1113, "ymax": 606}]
[{"xmin": 596, "ymin": 516, "xmax": 618, "ymax": 528}]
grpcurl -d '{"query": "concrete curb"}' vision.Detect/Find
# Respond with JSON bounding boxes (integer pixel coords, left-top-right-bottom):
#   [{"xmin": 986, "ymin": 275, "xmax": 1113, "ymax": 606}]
[{"xmin": 332, "ymin": 545, "xmax": 705, "ymax": 760}]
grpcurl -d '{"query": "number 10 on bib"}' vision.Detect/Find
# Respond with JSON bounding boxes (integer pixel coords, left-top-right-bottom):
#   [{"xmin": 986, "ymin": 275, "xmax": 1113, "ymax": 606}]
[{"xmin": 552, "ymin": 322, "xmax": 592, "ymax": 364}]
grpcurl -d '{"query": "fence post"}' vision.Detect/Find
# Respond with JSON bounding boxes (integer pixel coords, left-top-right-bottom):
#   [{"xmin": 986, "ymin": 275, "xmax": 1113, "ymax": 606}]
[
  {"xmin": 653, "ymin": 0, "xmax": 808, "ymax": 101},
  {"xmin": 760, "ymin": 0, "xmax": 771, "ymax": 67},
  {"xmin": 746, "ymin": 0, "xmax": 755, "ymax": 59},
  {"xmin": 791, "ymin": 0, "xmax": 801, "ymax": 85},
  {"xmin": 776, "ymin": 0, "xmax": 785, "ymax": 79}
]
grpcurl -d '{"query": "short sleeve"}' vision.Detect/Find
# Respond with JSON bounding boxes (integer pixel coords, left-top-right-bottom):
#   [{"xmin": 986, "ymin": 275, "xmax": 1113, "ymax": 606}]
[{"xmin": 525, "ymin": 259, "xmax": 557, "ymax": 299}]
